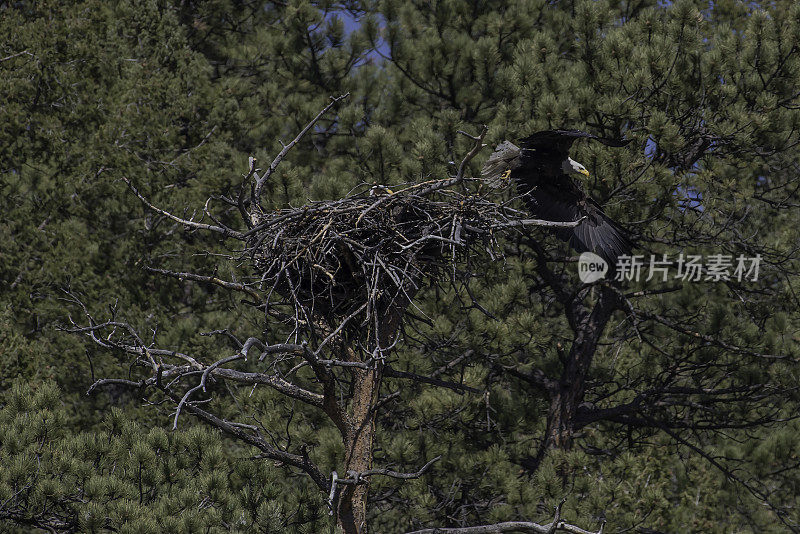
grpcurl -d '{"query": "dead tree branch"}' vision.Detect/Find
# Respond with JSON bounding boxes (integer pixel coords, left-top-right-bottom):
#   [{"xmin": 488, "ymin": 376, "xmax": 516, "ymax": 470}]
[
  {"xmin": 405, "ymin": 499, "xmax": 604, "ymax": 534},
  {"xmin": 122, "ymin": 177, "xmax": 243, "ymax": 238},
  {"xmin": 252, "ymin": 93, "xmax": 350, "ymax": 204},
  {"xmin": 334, "ymin": 455, "xmax": 442, "ymax": 485}
]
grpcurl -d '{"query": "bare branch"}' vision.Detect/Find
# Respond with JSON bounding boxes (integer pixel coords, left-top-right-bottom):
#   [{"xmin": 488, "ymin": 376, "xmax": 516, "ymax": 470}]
[
  {"xmin": 384, "ymin": 366, "xmax": 481, "ymax": 394},
  {"xmin": 336, "ymin": 455, "xmax": 442, "ymax": 485},
  {"xmin": 641, "ymin": 311, "xmax": 793, "ymax": 361},
  {"xmin": 456, "ymin": 125, "xmax": 489, "ymax": 181},
  {"xmin": 123, "ymin": 177, "xmax": 244, "ymax": 238},
  {"xmin": 174, "ymin": 396, "xmax": 331, "ymax": 492},
  {"xmin": 0, "ymin": 50, "xmax": 33, "ymax": 63},
  {"xmin": 238, "ymin": 156, "xmax": 257, "ymax": 227},
  {"xmin": 488, "ymin": 216, "xmax": 587, "ymax": 230},
  {"xmin": 252, "ymin": 93, "xmax": 350, "ymax": 204},
  {"xmin": 211, "ymin": 368, "xmax": 323, "ymax": 406},
  {"xmin": 145, "ymin": 266, "xmax": 262, "ymax": 302},
  {"xmin": 87, "ymin": 378, "xmax": 144, "ymax": 395},
  {"xmin": 405, "ymin": 498, "xmax": 604, "ymax": 534},
  {"xmin": 173, "ymin": 353, "xmax": 245, "ymax": 430}
]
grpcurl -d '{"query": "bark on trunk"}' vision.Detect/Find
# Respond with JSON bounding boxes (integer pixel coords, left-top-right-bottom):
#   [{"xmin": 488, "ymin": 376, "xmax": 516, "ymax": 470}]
[
  {"xmin": 336, "ymin": 291, "xmax": 413, "ymax": 534},
  {"xmin": 337, "ymin": 363, "xmax": 381, "ymax": 533},
  {"xmin": 545, "ymin": 286, "xmax": 618, "ymax": 449}
]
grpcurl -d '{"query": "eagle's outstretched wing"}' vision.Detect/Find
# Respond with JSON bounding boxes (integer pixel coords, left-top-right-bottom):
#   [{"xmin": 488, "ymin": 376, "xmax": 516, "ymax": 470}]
[
  {"xmin": 518, "ymin": 130, "xmax": 631, "ymax": 169},
  {"xmin": 520, "ymin": 129, "xmax": 630, "ymax": 151},
  {"xmin": 526, "ymin": 184, "xmax": 633, "ymax": 264}
]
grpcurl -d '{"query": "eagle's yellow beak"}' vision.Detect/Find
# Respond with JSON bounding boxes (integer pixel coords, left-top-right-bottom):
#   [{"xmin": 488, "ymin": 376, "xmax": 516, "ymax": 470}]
[{"xmin": 579, "ymin": 169, "xmax": 590, "ymax": 177}]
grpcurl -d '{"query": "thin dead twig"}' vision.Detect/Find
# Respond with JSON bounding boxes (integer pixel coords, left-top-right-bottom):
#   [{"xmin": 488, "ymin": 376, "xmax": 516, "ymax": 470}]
[{"xmin": 252, "ymin": 93, "xmax": 350, "ymax": 203}]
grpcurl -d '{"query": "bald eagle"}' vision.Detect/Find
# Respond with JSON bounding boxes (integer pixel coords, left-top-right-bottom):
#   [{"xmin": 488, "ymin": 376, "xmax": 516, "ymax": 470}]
[{"xmin": 482, "ymin": 130, "xmax": 633, "ymax": 265}]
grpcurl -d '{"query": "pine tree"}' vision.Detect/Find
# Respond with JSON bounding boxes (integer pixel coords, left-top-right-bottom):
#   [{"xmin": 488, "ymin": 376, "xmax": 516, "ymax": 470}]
[
  {"xmin": 2, "ymin": 1, "xmax": 800, "ymax": 533},
  {"xmin": 0, "ymin": 381, "xmax": 326, "ymax": 532},
  {"xmin": 365, "ymin": 0, "xmax": 800, "ymax": 531}
]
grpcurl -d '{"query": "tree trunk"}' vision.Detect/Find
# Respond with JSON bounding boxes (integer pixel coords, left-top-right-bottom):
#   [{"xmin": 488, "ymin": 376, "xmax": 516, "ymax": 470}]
[
  {"xmin": 545, "ymin": 287, "xmax": 618, "ymax": 449},
  {"xmin": 336, "ymin": 291, "xmax": 413, "ymax": 534},
  {"xmin": 337, "ymin": 363, "xmax": 382, "ymax": 534}
]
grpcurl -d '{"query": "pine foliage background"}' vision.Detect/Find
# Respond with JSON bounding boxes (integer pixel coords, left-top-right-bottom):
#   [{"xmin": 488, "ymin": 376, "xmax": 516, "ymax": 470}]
[{"xmin": 2, "ymin": 0, "xmax": 800, "ymax": 532}]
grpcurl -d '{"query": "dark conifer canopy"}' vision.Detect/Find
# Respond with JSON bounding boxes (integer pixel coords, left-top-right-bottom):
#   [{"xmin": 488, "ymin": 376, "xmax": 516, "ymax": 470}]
[{"xmin": 4, "ymin": 1, "xmax": 800, "ymax": 533}]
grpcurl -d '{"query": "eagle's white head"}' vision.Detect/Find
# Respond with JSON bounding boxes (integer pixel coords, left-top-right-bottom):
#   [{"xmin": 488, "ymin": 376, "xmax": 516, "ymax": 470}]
[{"xmin": 562, "ymin": 157, "xmax": 590, "ymax": 177}]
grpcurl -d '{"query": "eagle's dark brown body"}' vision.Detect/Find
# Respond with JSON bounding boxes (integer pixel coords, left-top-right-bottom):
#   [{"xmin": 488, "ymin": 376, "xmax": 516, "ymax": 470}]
[{"xmin": 483, "ymin": 130, "xmax": 633, "ymax": 265}]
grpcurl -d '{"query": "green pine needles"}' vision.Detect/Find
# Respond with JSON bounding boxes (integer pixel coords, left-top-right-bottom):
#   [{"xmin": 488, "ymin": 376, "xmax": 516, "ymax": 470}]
[{"xmin": 2, "ymin": 0, "xmax": 800, "ymax": 533}]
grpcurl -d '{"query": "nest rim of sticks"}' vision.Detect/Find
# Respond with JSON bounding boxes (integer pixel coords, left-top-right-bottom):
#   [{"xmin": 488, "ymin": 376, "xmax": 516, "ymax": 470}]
[{"xmin": 245, "ymin": 176, "xmax": 578, "ymax": 334}]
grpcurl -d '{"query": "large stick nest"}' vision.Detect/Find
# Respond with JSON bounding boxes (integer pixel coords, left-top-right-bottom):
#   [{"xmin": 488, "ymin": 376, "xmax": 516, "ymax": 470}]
[{"xmin": 247, "ymin": 178, "xmax": 520, "ymax": 322}]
